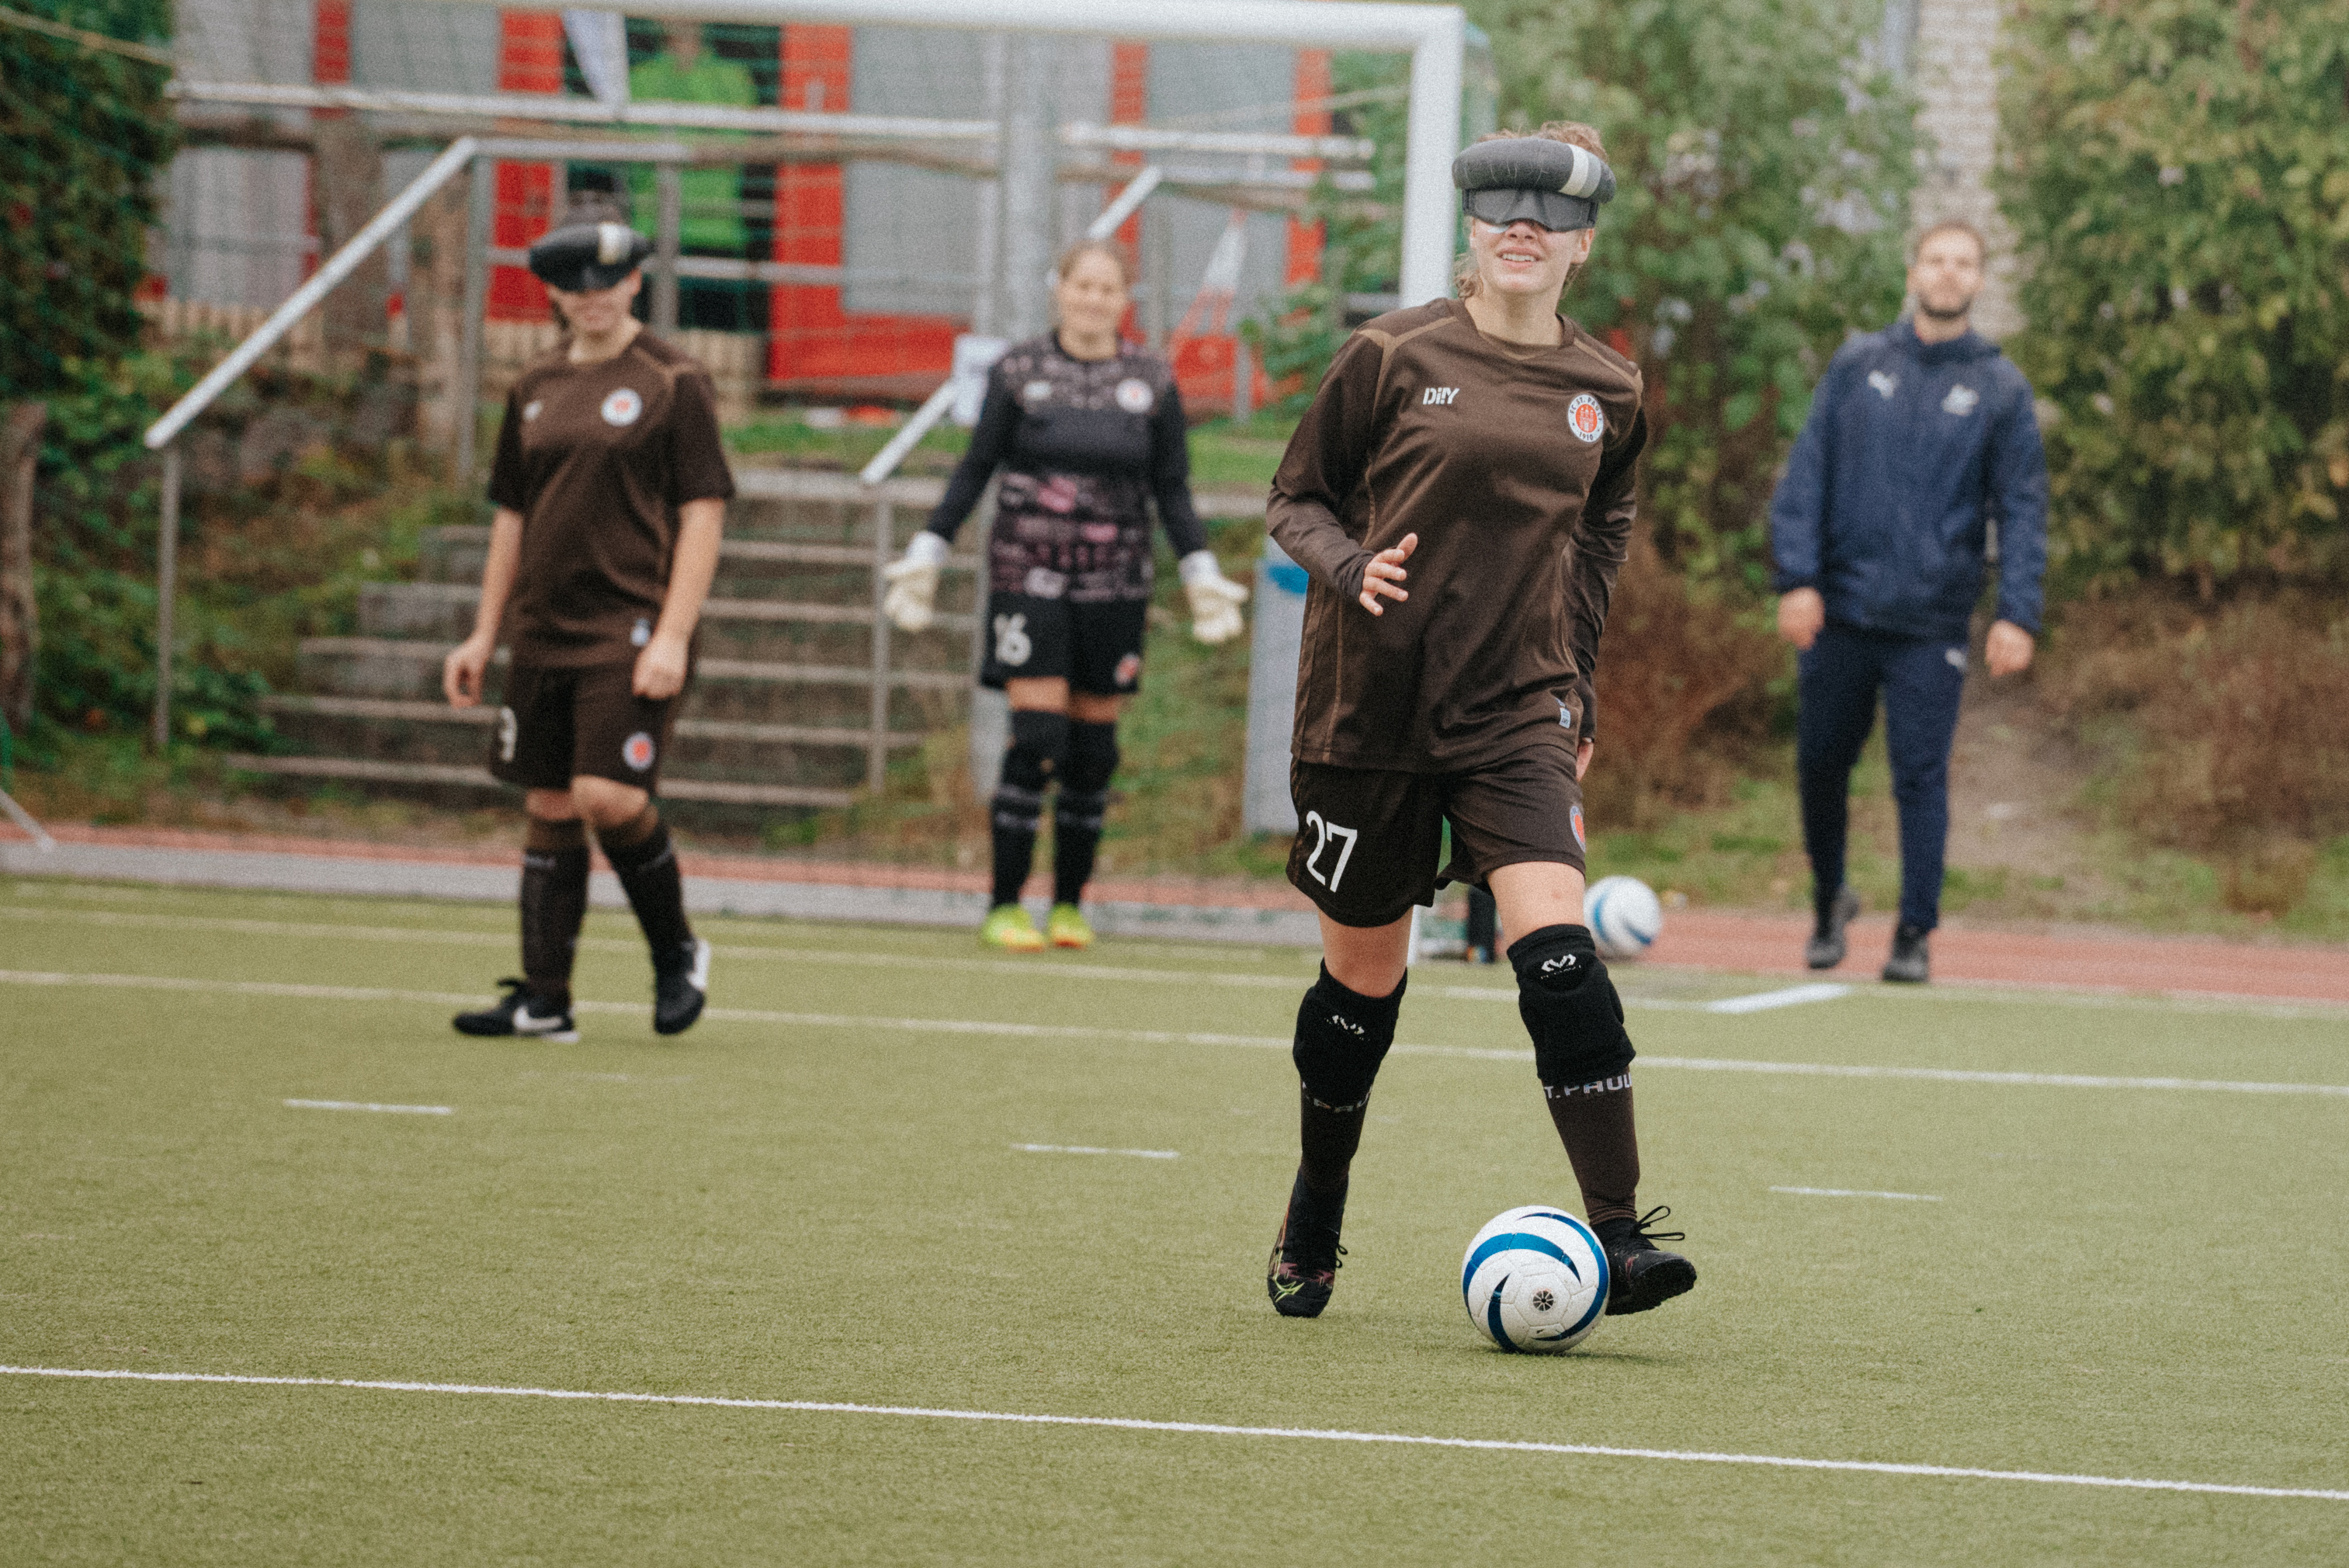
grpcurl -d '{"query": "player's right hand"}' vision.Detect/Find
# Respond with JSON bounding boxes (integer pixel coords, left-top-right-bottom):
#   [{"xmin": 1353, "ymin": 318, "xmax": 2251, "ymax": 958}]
[
  {"xmin": 882, "ymin": 532, "xmax": 951, "ymax": 633},
  {"xmin": 1358, "ymin": 532, "xmax": 1417, "ymax": 616},
  {"xmin": 442, "ymin": 634, "xmax": 493, "ymax": 707}
]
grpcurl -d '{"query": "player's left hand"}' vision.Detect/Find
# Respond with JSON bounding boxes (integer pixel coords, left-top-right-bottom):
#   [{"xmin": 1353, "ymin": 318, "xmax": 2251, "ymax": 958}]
[
  {"xmin": 633, "ymin": 633, "xmax": 689, "ymax": 699},
  {"xmin": 1985, "ymin": 619, "xmax": 2035, "ymax": 678},
  {"xmin": 1178, "ymin": 550, "xmax": 1249, "ymax": 644}
]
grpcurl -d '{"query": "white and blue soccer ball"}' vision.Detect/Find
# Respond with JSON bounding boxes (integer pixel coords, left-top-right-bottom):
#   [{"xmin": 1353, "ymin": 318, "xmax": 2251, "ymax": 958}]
[
  {"xmin": 1584, "ymin": 875, "xmax": 1664, "ymax": 962},
  {"xmin": 1462, "ymin": 1206, "xmax": 1610, "ymax": 1353}
]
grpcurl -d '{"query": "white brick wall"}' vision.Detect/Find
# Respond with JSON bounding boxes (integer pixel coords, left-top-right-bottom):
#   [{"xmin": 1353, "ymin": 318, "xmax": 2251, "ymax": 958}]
[{"xmin": 1912, "ymin": 0, "xmax": 2021, "ymax": 337}]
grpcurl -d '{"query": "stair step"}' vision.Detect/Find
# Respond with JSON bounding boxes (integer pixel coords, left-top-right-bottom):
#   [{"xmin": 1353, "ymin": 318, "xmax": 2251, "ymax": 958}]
[
  {"xmin": 225, "ymin": 754, "xmax": 858, "ymax": 809},
  {"xmin": 302, "ymin": 638, "xmax": 967, "ymax": 687},
  {"xmin": 260, "ymin": 694, "xmax": 926, "ymax": 749},
  {"xmin": 358, "ymin": 580, "xmax": 975, "ymax": 637}
]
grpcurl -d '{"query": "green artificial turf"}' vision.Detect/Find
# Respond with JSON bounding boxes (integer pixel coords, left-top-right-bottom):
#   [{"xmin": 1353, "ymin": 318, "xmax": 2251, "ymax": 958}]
[{"xmin": 2, "ymin": 879, "xmax": 2345, "ymax": 1565}]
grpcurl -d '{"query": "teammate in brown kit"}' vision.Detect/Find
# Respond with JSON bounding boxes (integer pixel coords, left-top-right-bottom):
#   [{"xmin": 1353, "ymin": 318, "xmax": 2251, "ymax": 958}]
[
  {"xmin": 1262, "ymin": 126, "xmax": 1695, "ymax": 1320},
  {"xmin": 442, "ymin": 206, "xmax": 735, "ymax": 1041}
]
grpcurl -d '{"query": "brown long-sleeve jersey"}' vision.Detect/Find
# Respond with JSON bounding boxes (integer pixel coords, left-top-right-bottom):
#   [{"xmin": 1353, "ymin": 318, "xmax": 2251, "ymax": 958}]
[{"xmin": 1268, "ymin": 300, "xmax": 1646, "ymax": 772}]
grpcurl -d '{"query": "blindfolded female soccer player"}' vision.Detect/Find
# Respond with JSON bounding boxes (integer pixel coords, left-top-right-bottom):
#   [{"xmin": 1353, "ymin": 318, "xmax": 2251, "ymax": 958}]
[
  {"xmin": 443, "ymin": 203, "xmax": 733, "ymax": 1042},
  {"xmin": 1263, "ymin": 126, "xmax": 1696, "ymax": 1321}
]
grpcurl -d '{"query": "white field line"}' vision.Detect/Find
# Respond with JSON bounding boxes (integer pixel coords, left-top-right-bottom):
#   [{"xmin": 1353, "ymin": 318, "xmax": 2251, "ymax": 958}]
[
  {"xmin": 2, "ymin": 1365, "xmax": 2342, "ymax": 1503},
  {"xmin": 284, "ymin": 1099, "xmax": 452, "ymax": 1115},
  {"xmin": 1011, "ymin": 1144, "xmax": 1179, "ymax": 1159},
  {"xmin": 1706, "ymin": 983, "xmax": 1852, "ymax": 1014},
  {"xmin": 7, "ymin": 970, "xmax": 2349, "ymax": 1101},
  {"xmin": 12, "ymin": 902, "xmax": 2347, "ymax": 1019},
  {"xmin": 1771, "ymin": 1186, "xmax": 1941, "ymax": 1202}
]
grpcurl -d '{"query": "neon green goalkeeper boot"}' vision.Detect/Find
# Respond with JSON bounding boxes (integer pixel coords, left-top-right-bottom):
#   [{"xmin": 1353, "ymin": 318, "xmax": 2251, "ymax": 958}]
[
  {"xmin": 1046, "ymin": 903, "xmax": 1095, "ymax": 949},
  {"xmin": 980, "ymin": 904, "xmax": 1046, "ymax": 952}
]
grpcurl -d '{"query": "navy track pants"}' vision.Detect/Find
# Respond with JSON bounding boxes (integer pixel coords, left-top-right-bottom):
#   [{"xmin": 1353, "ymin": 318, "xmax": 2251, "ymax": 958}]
[{"xmin": 1796, "ymin": 623, "xmax": 1968, "ymax": 932}]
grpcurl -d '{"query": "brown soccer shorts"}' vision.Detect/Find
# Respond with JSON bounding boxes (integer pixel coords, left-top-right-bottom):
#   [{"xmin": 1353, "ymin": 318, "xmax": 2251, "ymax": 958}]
[
  {"xmin": 490, "ymin": 661, "xmax": 685, "ymax": 793},
  {"xmin": 1286, "ymin": 745, "xmax": 1587, "ymax": 928}
]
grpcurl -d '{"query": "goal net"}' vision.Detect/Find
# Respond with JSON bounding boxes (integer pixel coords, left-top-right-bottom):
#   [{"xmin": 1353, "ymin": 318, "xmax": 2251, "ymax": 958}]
[{"xmin": 158, "ymin": 0, "xmax": 1474, "ymax": 418}]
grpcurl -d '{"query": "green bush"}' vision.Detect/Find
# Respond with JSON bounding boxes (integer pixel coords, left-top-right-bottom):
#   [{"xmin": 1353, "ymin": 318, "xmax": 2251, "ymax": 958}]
[
  {"xmin": 2000, "ymin": 0, "xmax": 2349, "ymax": 592},
  {"xmin": 1471, "ymin": 0, "xmax": 1917, "ymax": 591},
  {"xmin": 0, "ymin": 0, "xmax": 175, "ymax": 400}
]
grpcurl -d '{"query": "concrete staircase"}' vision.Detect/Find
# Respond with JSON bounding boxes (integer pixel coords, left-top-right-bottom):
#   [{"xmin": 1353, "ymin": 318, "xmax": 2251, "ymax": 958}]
[
  {"xmin": 233, "ymin": 468, "xmax": 979, "ymax": 816},
  {"xmin": 234, "ymin": 467, "xmax": 1268, "ymax": 822}
]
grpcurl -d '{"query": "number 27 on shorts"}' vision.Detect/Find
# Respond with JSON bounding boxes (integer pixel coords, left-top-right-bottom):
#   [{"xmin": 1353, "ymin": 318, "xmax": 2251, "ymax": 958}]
[{"xmin": 1302, "ymin": 811, "xmax": 1358, "ymax": 891}]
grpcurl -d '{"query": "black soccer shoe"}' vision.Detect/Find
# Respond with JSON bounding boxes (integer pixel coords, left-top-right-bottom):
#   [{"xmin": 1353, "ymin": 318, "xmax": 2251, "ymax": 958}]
[
  {"xmin": 453, "ymin": 978, "xmax": 578, "ymax": 1042},
  {"xmin": 653, "ymin": 938, "xmax": 710, "ymax": 1036},
  {"xmin": 1267, "ymin": 1217, "xmax": 1345, "ymax": 1319},
  {"xmin": 1882, "ymin": 922, "xmax": 1931, "ymax": 984},
  {"xmin": 1805, "ymin": 885, "xmax": 1861, "ymax": 970},
  {"xmin": 1595, "ymin": 1206, "xmax": 1697, "ymax": 1316}
]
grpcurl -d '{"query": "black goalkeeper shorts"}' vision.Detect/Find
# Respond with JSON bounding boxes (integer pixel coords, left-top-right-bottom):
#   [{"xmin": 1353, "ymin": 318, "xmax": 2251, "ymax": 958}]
[{"xmin": 979, "ymin": 591, "xmax": 1148, "ymax": 697}]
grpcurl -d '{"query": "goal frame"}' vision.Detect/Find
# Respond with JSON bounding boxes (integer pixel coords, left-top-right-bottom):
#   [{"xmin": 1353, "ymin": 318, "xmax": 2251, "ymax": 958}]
[{"xmin": 401, "ymin": 0, "xmax": 1470, "ymax": 310}]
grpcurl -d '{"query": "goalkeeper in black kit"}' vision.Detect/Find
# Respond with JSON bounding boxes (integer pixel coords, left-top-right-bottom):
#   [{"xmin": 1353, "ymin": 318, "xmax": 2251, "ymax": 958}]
[{"xmin": 1261, "ymin": 126, "xmax": 1696, "ymax": 1320}]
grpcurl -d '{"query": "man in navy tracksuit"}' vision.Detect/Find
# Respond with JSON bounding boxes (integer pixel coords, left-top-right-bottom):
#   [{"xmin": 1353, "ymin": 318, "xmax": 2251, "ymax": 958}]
[{"xmin": 1769, "ymin": 220, "xmax": 2049, "ymax": 983}]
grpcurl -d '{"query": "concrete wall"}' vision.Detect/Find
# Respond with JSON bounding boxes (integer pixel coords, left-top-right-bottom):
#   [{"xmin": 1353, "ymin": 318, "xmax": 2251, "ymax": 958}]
[{"xmin": 1912, "ymin": 0, "xmax": 2019, "ymax": 338}]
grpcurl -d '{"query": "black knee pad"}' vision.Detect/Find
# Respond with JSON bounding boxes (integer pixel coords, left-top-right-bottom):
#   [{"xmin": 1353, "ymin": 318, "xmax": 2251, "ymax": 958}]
[
  {"xmin": 1292, "ymin": 966, "xmax": 1407, "ymax": 1112},
  {"xmin": 996, "ymin": 709, "xmax": 1071, "ymax": 831},
  {"xmin": 1063, "ymin": 720, "xmax": 1119, "ymax": 793},
  {"xmin": 1007, "ymin": 709, "xmax": 1070, "ymax": 783},
  {"xmin": 1508, "ymin": 924, "xmax": 1635, "ymax": 1093}
]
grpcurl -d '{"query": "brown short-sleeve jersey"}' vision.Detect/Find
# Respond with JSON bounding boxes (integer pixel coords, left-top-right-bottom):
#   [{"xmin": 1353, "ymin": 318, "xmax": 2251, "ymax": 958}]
[
  {"xmin": 487, "ymin": 331, "xmax": 736, "ymax": 667},
  {"xmin": 1268, "ymin": 300, "xmax": 1646, "ymax": 772}
]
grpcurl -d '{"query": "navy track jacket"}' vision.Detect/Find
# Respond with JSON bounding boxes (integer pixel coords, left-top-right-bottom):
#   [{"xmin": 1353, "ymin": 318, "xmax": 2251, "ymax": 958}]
[{"xmin": 1769, "ymin": 321, "xmax": 2049, "ymax": 641}]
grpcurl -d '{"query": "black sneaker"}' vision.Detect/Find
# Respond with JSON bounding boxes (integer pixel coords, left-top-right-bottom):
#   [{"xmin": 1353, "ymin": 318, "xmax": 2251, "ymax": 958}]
[
  {"xmin": 1266, "ymin": 1174, "xmax": 1346, "ymax": 1318},
  {"xmin": 1805, "ymin": 885, "xmax": 1861, "ymax": 970},
  {"xmin": 1882, "ymin": 922, "xmax": 1931, "ymax": 983},
  {"xmin": 1594, "ymin": 1206, "xmax": 1697, "ymax": 1316},
  {"xmin": 653, "ymin": 938, "xmax": 710, "ymax": 1036},
  {"xmin": 453, "ymin": 978, "xmax": 578, "ymax": 1042}
]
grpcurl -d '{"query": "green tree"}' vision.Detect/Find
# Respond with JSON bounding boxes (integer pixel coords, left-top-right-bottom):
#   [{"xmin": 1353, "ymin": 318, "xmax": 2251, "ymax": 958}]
[
  {"xmin": 2000, "ymin": 0, "xmax": 2349, "ymax": 593},
  {"xmin": 1472, "ymin": 0, "xmax": 1917, "ymax": 589},
  {"xmin": 0, "ymin": 0, "xmax": 176, "ymax": 399}
]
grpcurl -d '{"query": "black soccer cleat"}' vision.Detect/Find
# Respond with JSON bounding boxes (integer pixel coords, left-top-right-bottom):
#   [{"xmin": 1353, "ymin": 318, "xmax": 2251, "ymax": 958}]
[
  {"xmin": 1806, "ymin": 886, "xmax": 1861, "ymax": 970},
  {"xmin": 1267, "ymin": 1174, "xmax": 1347, "ymax": 1318},
  {"xmin": 1595, "ymin": 1206, "xmax": 1697, "ymax": 1316},
  {"xmin": 453, "ymin": 978, "xmax": 578, "ymax": 1042},
  {"xmin": 1882, "ymin": 922, "xmax": 1931, "ymax": 983},
  {"xmin": 1267, "ymin": 1219, "xmax": 1345, "ymax": 1319},
  {"xmin": 653, "ymin": 937, "xmax": 710, "ymax": 1036}
]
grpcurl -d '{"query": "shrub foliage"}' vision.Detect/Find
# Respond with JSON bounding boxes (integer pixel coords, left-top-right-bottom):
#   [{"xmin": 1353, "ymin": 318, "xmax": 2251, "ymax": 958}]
[
  {"xmin": 0, "ymin": 0, "xmax": 175, "ymax": 400},
  {"xmin": 2001, "ymin": 0, "xmax": 2349, "ymax": 591}
]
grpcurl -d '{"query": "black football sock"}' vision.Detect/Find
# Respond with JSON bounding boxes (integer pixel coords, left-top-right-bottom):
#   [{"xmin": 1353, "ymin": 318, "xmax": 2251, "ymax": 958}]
[
  {"xmin": 519, "ymin": 816, "xmax": 589, "ymax": 1011},
  {"xmin": 991, "ymin": 711, "xmax": 1064, "ymax": 908},
  {"xmin": 1545, "ymin": 1077, "xmax": 1642, "ymax": 1227},
  {"xmin": 1292, "ymin": 966, "xmax": 1407, "ymax": 1195},
  {"xmin": 599, "ymin": 803, "xmax": 696, "ymax": 966},
  {"xmin": 1052, "ymin": 720, "xmax": 1117, "ymax": 906}
]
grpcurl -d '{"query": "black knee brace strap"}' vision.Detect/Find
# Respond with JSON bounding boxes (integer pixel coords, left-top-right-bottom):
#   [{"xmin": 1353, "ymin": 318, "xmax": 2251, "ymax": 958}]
[
  {"xmin": 1508, "ymin": 924, "xmax": 1634, "ymax": 1094},
  {"xmin": 1292, "ymin": 965, "xmax": 1407, "ymax": 1112}
]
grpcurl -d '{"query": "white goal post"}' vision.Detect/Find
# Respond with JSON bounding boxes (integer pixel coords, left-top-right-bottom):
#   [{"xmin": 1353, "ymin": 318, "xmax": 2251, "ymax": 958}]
[{"xmin": 401, "ymin": 0, "xmax": 1470, "ymax": 309}]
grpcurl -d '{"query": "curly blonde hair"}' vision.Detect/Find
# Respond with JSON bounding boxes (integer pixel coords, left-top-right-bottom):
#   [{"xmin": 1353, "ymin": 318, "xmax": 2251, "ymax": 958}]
[{"xmin": 1454, "ymin": 121, "xmax": 1608, "ymax": 301}]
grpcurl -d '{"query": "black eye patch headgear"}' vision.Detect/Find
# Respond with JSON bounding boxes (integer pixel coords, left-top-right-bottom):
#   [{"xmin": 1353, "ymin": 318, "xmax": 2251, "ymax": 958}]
[
  {"xmin": 1453, "ymin": 136, "xmax": 1618, "ymax": 234},
  {"xmin": 528, "ymin": 220, "xmax": 655, "ymax": 293}
]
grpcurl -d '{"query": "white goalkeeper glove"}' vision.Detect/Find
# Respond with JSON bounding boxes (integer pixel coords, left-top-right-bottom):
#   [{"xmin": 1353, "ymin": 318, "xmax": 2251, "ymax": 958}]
[
  {"xmin": 881, "ymin": 531, "xmax": 952, "ymax": 633},
  {"xmin": 1178, "ymin": 550, "xmax": 1250, "ymax": 645}
]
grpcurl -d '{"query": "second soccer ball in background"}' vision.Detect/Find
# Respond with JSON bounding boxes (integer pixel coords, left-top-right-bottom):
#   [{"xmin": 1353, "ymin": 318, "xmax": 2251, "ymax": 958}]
[{"xmin": 1584, "ymin": 875, "xmax": 1664, "ymax": 960}]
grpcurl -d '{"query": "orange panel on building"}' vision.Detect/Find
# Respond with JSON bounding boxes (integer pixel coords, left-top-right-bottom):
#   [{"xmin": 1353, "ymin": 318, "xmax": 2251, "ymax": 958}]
[
  {"xmin": 767, "ymin": 24, "xmax": 958, "ymax": 392},
  {"xmin": 491, "ymin": 10, "xmax": 564, "ymax": 319}
]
